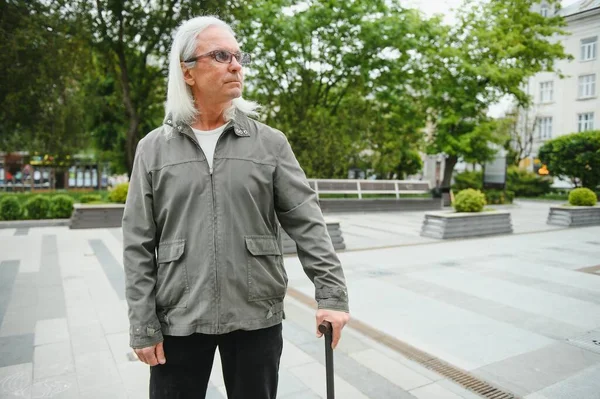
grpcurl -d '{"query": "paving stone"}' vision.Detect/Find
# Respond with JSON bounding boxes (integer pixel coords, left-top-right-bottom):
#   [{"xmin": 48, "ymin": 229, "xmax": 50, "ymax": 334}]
[
  {"xmin": 106, "ymin": 332, "xmax": 134, "ymax": 365},
  {"xmin": 34, "ymin": 318, "xmax": 70, "ymax": 346},
  {"xmin": 75, "ymin": 350, "xmax": 123, "ymax": 392},
  {"xmin": 0, "ymin": 308, "xmax": 37, "ymax": 338},
  {"xmin": 475, "ymin": 342, "xmax": 600, "ymax": 396},
  {"xmin": 0, "ymin": 362, "xmax": 32, "ymax": 399},
  {"xmin": 33, "ymin": 341, "xmax": 74, "ymax": 380},
  {"xmin": 118, "ymin": 361, "xmax": 149, "ymax": 399},
  {"xmin": 277, "ymin": 369, "xmax": 310, "ymax": 397},
  {"xmin": 350, "ymin": 348, "xmax": 433, "ymax": 390},
  {"xmin": 289, "ymin": 361, "xmax": 370, "ymax": 399},
  {"xmin": 410, "ymin": 382, "xmax": 465, "ymax": 399},
  {"xmin": 30, "ymin": 373, "xmax": 79, "ymax": 399},
  {"xmin": 280, "ymin": 340, "xmax": 315, "ymax": 368},
  {"xmin": 79, "ymin": 383, "xmax": 128, "ymax": 399},
  {"xmin": 0, "ymin": 334, "xmax": 34, "ymax": 368}
]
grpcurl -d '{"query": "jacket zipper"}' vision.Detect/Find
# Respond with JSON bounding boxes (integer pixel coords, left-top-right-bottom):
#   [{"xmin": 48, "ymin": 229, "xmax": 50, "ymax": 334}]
[{"xmin": 185, "ymin": 126, "xmax": 230, "ymax": 334}]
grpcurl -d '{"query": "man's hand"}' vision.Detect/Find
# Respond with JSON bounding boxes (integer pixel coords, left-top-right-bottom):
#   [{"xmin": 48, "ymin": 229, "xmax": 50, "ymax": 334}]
[
  {"xmin": 134, "ymin": 342, "xmax": 166, "ymax": 366},
  {"xmin": 316, "ymin": 309, "xmax": 350, "ymax": 350}
]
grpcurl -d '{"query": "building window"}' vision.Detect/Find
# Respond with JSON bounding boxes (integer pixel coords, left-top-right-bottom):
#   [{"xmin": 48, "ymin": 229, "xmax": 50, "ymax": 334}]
[
  {"xmin": 537, "ymin": 117, "xmax": 553, "ymax": 139},
  {"xmin": 578, "ymin": 74, "xmax": 596, "ymax": 98},
  {"xmin": 580, "ymin": 37, "xmax": 597, "ymax": 61},
  {"xmin": 578, "ymin": 113, "xmax": 594, "ymax": 132},
  {"xmin": 540, "ymin": 6, "xmax": 549, "ymax": 17},
  {"xmin": 539, "ymin": 81, "xmax": 553, "ymax": 103}
]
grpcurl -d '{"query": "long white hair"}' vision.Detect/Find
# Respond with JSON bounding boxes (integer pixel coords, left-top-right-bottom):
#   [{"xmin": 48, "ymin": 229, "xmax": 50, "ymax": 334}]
[{"xmin": 165, "ymin": 16, "xmax": 260, "ymax": 124}]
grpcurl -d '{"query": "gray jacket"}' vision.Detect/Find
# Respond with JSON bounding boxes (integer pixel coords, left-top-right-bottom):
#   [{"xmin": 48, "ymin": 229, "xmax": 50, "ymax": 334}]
[{"xmin": 122, "ymin": 111, "xmax": 349, "ymax": 349}]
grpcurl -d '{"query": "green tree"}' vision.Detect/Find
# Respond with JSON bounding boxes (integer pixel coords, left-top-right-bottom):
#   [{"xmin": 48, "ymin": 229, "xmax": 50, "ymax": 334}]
[
  {"xmin": 239, "ymin": 0, "xmax": 432, "ymax": 178},
  {"xmin": 538, "ymin": 131, "xmax": 600, "ymax": 190},
  {"xmin": 70, "ymin": 0, "xmax": 249, "ymax": 175},
  {"xmin": 0, "ymin": 0, "xmax": 91, "ymax": 156},
  {"xmin": 423, "ymin": 0, "xmax": 571, "ymax": 188}
]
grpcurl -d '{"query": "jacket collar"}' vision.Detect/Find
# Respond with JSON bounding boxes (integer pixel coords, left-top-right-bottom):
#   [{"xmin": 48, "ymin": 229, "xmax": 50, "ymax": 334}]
[{"xmin": 163, "ymin": 110, "xmax": 251, "ymax": 138}]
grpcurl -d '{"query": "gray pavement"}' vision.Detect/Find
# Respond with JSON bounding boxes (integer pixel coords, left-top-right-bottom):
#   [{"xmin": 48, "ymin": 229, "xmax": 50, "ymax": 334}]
[{"xmin": 1, "ymin": 200, "xmax": 599, "ymax": 398}]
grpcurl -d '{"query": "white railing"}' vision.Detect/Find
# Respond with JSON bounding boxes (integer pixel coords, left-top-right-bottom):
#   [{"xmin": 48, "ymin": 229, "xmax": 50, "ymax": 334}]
[{"xmin": 307, "ymin": 179, "xmax": 431, "ymax": 199}]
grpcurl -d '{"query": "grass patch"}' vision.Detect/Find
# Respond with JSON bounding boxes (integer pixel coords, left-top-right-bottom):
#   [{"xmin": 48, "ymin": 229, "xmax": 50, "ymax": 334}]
[{"xmin": 0, "ymin": 190, "xmax": 110, "ymax": 204}]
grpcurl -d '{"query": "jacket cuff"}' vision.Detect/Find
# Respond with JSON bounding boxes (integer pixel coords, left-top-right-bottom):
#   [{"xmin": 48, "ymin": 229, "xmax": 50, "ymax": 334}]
[
  {"xmin": 317, "ymin": 299, "xmax": 349, "ymax": 313},
  {"xmin": 129, "ymin": 325, "xmax": 164, "ymax": 349}
]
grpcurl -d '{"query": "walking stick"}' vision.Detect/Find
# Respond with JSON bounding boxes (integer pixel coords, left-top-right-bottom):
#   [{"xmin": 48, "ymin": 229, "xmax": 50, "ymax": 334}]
[{"xmin": 318, "ymin": 321, "xmax": 335, "ymax": 399}]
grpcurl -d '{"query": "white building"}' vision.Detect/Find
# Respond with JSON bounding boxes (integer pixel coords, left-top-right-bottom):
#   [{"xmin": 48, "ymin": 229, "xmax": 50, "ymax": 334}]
[{"xmin": 525, "ymin": 0, "xmax": 599, "ymax": 163}]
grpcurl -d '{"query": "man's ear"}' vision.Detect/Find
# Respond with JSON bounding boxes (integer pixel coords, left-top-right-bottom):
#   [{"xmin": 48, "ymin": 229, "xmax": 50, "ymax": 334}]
[{"xmin": 182, "ymin": 63, "xmax": 195, "ymax": 86}]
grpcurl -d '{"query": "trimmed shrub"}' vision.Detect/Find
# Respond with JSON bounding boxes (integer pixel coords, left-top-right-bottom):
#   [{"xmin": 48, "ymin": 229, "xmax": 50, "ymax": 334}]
[
  {"xmin": 506, "ymin": 166, "xmax": 552, "ymax": 197},
  {"xmin": 24, "ymin": 195, "xmax": 51, "ymax": 219},
  {"xmin": 568, "ymin": 188, "xmax": 597, "ymax": 206},
  {"xmin": 80, "ymin": 194, "xmax": 102, "ymax": 203},
  {"xmin": 454, "ymin": 189, "xmax": 486, "ymax": 213},
  {"xmin": 452, "ymin": 170, "xmax": 482, "ymax": 191},
  {"xmin": 0, "ymin": 196, "xmax": 23, "ymax": 220},
  {"xmin": 485, "ymin": 190, "xmax": 515, "ymax": 205},
  {"xmin": 50, "ymin": 195, "xmax": 74, "ymax": 219},
  {"xmin": 108, "ymin": 183, "xmax": 129, "ymax": 204}
]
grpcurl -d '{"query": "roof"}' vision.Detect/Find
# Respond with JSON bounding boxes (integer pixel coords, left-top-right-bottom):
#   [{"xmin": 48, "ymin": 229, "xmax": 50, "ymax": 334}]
[{"xmin": 557, "ymin": 0, "xmax": 600, "ymax": 17}]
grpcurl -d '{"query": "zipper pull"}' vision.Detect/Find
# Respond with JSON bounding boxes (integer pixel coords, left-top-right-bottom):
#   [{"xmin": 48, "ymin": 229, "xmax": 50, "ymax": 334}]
[{"xmin": 209, "ymin": 167, "xmax": 213, "ymax": 175}]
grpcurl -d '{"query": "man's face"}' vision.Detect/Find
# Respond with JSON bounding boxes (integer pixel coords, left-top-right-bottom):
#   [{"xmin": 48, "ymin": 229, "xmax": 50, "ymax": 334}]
[{"xmin": 184, "ymin": 26, "xmax": 244, "ymax": 106}]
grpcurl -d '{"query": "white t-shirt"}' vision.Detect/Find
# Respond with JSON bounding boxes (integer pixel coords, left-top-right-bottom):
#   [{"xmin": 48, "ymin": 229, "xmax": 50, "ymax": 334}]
[{"xmin": 192, "ymin": 124, "xmax": 228, "ymax": 174}]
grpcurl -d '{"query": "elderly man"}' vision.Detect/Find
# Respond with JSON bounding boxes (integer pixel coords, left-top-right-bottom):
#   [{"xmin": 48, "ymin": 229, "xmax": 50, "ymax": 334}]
[{"xmin": 122, "ymin": 15, "xmax": 350, "ymax": 399}]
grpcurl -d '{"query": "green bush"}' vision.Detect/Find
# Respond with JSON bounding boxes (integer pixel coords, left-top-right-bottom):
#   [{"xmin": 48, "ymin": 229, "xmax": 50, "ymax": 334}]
[
  {"xmin": 24, "ymin": 195, "xmax": 51, "ymax": 219},
  {"xmin": 0, "ymin": 196, "xmax": 23, "ymax": 220},
  {"xmin": 568, "ymin": 188, "xmax": 597, "ymax": 206},
  {"xmin": 452, "ymin": 170, "xmax": 482, "ymax": 191},
  {"xmin": 453, "ymin": 189, "xmax": 487, "ymax": 212},
  {"xmin": 506, "ymin": 166, "xmax": 552, "ymax": 197},
  {"xmin": 80, "ymin": 194, "xmax": 102, "ymax": 203},
  {"xmin": 49, "ymin": 195, "xmax": 74, "ymax": 219},
  {"xmin": 485, "ymin": 190, "xmax": 515, "ymax": 205},
  {"xmin": 108, "ymin": 183, "xmax": 129, "ymax": 203}
]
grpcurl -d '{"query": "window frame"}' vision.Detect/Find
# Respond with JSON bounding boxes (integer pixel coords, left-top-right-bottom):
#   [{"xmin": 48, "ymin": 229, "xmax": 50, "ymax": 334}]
[
  {"xmin": 578, "ymin": 74, "xmax": 596, "ymax": 99},
  {"xmin": 539, "ymin": 81, "xmax": 554, "ymax": 103},
  {"xmin": 578, "ymin": 112, "xmax": 595, "ymax": 132},
  {"xmin": 580, "ymin": 36, "xmax": 598, "ymax": 62}
]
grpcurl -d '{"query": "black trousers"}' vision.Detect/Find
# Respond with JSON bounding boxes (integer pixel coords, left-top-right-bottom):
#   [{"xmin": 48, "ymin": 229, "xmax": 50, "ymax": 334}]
[{"xmin": 149, "ymin": 323, "xmax": 283, "ymax": 399}]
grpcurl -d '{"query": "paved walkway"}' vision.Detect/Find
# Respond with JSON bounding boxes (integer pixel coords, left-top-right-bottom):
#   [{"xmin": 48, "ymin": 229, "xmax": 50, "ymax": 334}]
[{"xmin": 1, "ymin": 200, "xmax": 599, "ymax": 398}]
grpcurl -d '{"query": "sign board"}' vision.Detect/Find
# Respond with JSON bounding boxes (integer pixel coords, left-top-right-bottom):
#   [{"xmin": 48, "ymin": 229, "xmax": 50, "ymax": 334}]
[{"xmin": 483, "ymin": 155, "xmax": 507, "ymax": 190}]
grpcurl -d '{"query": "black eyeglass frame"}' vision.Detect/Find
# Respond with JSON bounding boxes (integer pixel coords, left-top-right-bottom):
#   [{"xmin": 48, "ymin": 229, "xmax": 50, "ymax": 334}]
[{"xmin": 183, "ymin": 50, "xmax": 252, "ymax": 66}]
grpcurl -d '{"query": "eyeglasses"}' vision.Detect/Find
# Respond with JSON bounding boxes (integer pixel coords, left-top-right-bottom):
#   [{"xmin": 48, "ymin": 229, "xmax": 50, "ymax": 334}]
[{"xmin": 183, "ymin": 50, "xmax": 252, "ymax": 66}]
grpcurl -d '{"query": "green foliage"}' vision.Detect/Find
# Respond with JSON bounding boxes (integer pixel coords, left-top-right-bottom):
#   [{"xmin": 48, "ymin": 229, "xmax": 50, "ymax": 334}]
[
  {"xmin": 0, "ymin": 0, "xmax": 92, "ymax": 156},
  {"xmin": 241, "ymin": 0, "xmax": 429, "ymax": 178},
  {"xmin": 538, "ymin": 131, "xmax": 600, "ymax": 190},
  {"xmin": 452, "ymin": 170, "xmax": 483, "ymax": 191},
  {"xmin": 80, "ymin": 194, "xmax": 103, "ymax": 203},
  {"xmin": 49, "ymin": 195, "xmax": 74, "ymax": 219},
  {"xmin": 568, "ymin": 188, "xmax": 597, "ymax": 206},
  {"xmin": 506, "ymin": 166, "xmax": 552, "ymax": 197},
  {"xmin": 424, "ymin": 0, "xmax": 571, "ymax": 187},
  {"xmin": 24, "ymin": 195, "xmax": 51, "ymax": 219},
  {"xmin": 108, "ymin": 183, "xmax": 129, "ymax": 204},
  {"xmin": 453, "ymin": 189, "xmax": 486, "ymax": 213},
  {"xmin": 485, "ymin": 190, "xmax": 515, "ymax": 205},
  {"xmin": 0, "ymin": 196, "xmax": 23, "ymax": 221}
]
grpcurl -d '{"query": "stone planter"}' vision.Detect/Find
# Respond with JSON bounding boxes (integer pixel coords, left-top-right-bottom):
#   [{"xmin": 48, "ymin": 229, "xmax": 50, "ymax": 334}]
[
  {"xmin": 547, "ymin": 205, "xmax": 600, "ymax": 227},
  {"xmin": 282, "ymin": 218, "xmax": 345, "ymax": 254},
  {"xmin": 70, "ymin": 203, "xmax": 125, "ymax": 229},
  {"xmin": 421, "ymin": 210, "xmax": 513, "ymax": 239}
]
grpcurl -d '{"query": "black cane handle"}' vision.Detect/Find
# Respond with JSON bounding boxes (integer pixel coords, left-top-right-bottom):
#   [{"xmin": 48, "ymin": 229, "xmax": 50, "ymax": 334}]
[{"xmin": 318, "ymin": 321, "xmax": 333, "ymax": 335}]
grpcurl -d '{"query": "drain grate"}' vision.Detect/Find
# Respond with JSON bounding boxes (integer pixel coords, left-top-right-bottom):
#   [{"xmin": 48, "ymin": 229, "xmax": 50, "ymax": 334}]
[
  {"xmin": 566, "ymin": 330, "xmax": 600, "ymax": 354},
  {"xmin": 287, "ymin": 287, "xmax": 521, "ymax": 399}
]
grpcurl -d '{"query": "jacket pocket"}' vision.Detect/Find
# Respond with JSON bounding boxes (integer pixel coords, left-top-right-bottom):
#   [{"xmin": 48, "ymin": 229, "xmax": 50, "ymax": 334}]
[
  {"xmin": 245, "ymin": 235, "xmax": 287, "ymax": 302},
  {"xmin": 156, "ymin": 240, "xmax": 189, "ymax": 308}
]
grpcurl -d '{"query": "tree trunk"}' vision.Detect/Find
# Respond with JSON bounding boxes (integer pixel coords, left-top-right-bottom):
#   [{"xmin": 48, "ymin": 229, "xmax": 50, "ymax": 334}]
[
  {"xmin": 441, "ymin": 155, "xmax": 458, "ymax": 189},
  {"xmin": 125, "ymin": 118, "xmax": 141, "ymax": 176}
]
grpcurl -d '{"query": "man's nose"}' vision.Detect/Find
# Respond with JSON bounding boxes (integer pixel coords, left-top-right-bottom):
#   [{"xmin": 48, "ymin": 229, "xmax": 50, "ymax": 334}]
[{"xmin": 229, "ymin": 56, "xmax": 242, "ymax": 72}]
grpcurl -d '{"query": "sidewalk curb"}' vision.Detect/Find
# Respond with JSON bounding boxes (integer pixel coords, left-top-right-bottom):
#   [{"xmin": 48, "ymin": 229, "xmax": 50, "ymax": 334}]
[{"xmin": 0, "ymin": 219, "xmax": 70, "ymax": 229}]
